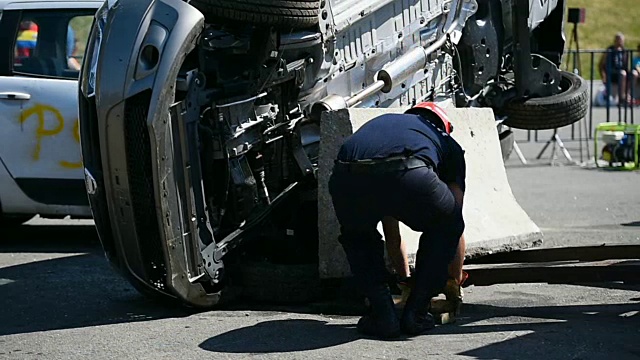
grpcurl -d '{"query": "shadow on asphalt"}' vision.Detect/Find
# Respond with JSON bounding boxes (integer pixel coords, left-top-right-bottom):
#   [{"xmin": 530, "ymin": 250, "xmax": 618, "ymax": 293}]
[
  {"xmin": 0, "ymin": 225, "xmax": 101, "ymax": 254},
  {"xmin": 435, "ymin": 302, "xmax": 640, "ymax": 359},
  {"xmin": 197, "ymin": 300, "xmax": 640, "ymax": 356},
  {"xmin": 621, "ymin": 221, "xmax": 640, "ymax": 227},
  {"xmin": 199, "ymin": 319, "xmax": 362, "ymax": 353},
  {"xmin": 0, "ymin": 225, "xmax": 192, "ymax": 336},
  {"xmin": 0, "ymin": 224, "xmax": 366, "ymax": 338},
  {"xmin": 0, "ymin": 223, "xmax": 369, "ymax": 338}
]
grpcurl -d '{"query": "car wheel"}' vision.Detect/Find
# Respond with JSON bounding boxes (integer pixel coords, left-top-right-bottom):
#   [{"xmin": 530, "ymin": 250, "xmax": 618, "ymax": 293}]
[
  {"xmin": 501, "ymin": 71, "xmax": 589, "ymax": 130},
  {"xmin": 188, "ymin": 0, "xmax": 320, "ymax": 28}
]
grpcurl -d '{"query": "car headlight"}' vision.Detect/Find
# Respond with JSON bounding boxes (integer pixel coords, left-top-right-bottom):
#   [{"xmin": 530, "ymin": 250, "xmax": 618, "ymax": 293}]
[{"xmin": 86, "ymin": 4, "xmax": 109, "ymax": 97}]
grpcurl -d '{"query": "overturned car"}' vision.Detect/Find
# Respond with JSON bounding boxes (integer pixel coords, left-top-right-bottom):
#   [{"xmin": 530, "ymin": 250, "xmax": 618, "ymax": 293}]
[{"xmin": 79, "ymin": 0, "xmax": 588, "ymax": 308}]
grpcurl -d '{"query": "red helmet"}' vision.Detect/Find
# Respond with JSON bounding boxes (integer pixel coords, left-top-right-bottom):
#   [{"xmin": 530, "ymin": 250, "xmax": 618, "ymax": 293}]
[{"xmin": 404, "ymin": 102, "xmax": 453, "ymax": 134}]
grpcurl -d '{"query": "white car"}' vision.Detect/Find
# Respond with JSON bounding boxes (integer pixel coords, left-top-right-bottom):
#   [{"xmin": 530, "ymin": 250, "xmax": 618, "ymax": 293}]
[{"xmin": 0, "ymin": 0, "xmax": 102, "ymax": 226}]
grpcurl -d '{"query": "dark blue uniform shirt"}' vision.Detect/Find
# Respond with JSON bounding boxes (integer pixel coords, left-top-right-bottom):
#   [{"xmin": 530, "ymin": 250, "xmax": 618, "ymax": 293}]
[{"xmin": 336, "ymin": 113, "xmax": 466, "ymax": 192}]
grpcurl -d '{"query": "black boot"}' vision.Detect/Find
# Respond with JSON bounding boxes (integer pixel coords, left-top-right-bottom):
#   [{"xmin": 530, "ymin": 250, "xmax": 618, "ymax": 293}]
[
  {"xmin": 338, "ymin": 230, "xmax": 401, "ymax": 339},
  {"xmin": 400, "ymin": 289, "xmax": 435, "ymax": 336},
  {"xmin": 357, "ymin": 283, "xmax": 401, "ymax": 339}
]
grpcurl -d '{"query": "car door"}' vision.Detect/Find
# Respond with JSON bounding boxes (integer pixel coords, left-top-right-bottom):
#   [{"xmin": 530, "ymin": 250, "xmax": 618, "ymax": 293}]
[{"xmin": 0, "ymin": 4, "xmax": 98, "ymax": 207}]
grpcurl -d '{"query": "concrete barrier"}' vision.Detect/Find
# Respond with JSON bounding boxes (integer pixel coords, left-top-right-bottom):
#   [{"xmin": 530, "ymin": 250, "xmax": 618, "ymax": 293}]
[{"xmin": 318, "ymin": 107, "xmax": 543, "ymax": 279}]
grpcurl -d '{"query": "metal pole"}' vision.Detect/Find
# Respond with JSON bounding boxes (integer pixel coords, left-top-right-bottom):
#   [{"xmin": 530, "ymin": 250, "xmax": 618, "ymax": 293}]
[
  {"xmin": 571, "ymin": 46, "xmax": 580, "ymax": 140},
  {"xmin": 632, "ymin": 48, "xmax": 636, "ymax": 125},
  {"xmin": 624, "ymin": 50, "xmax": 629, "ymax": 124},
  {"xmin": 583, "ymin": 51, "xmax": 592, "ymax": 161},
  {"xmin": 579, "ymin": 101, "xmax": 583, "ymax": 163},
  {"xmin": 590, "ymin": 51, "xmax": 594, "ymax": 138},
  {"xmin": 617, "ymin": 49, "xmax": 625, "ymax": 123},
  {"xmin": 606, "ymin": 48, "xmax": 611, "ymax": 122},
  {"xmin": 583, "ymin": 111, "xmax": 591, "ymax": 161},
  {"xmin": 617, "ymin": 48, "xmax": 622, "ymax": 123},
  {"xmin": 632, "ymin": 47, "xmax": 636, "ymax": 125},
  {"xmin": 576, "ymin": 48, "xmax": 588, "ymax": 161}
]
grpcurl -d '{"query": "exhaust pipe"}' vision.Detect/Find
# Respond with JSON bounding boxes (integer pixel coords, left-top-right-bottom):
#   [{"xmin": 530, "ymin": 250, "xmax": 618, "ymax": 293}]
[{"xmin": 311, "ymin": 20, "xmax": 458, "ymax": 120}]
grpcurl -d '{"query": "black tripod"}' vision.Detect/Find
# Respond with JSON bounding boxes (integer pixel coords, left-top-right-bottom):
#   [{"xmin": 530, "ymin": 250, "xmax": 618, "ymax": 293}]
[
  {"xmin": 535, "ymin": 129, "xmax": 573, "ymax": 164},
  {"xmin": 564, "ymin": 21, "xmax": 582, "ymax": 75},
  {"xmin": 538, "ymin": 18, "xmax": 588, "ymax": 165}
]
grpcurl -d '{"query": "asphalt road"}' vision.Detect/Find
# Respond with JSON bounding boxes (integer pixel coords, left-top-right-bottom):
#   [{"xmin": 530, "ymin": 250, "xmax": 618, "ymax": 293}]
[{"xmin": 1, "ymin": 142, "xmax": 639, "ymax": 359}]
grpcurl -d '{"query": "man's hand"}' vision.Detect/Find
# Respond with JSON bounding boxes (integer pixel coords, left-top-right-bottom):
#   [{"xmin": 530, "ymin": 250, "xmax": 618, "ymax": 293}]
[
  {"xmin": 447, "ymin": 182, "xmax": 464, "ymax": 207},
  {"xmin": 382, "ymin": 216, "xmax": 410, "ymax": 278}
]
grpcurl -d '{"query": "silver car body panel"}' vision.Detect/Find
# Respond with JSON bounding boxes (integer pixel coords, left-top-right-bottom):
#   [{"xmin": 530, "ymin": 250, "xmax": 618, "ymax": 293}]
[
  {"xmin": 312, "ymin": 0, "xmax": 477, "ymax": 111},
  {"xmin": 80, "ymin": 0, "xmax": 223, "ymax": 307}
]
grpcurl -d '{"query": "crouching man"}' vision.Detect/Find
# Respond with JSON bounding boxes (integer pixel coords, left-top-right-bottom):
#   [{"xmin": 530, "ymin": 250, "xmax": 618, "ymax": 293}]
[{"xmin": 328, "ymin": 102, "xmax": 466, "ymax": 338}]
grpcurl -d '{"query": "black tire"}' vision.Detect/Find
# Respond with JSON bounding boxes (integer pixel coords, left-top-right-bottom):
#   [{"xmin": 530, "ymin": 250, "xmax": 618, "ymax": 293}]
[
  {"xmin": 189, "ymin": 0, "xmax": 320, "ymax": 28},
  {"xmin": 501, "ymin": 71, "xmax": 589, "ymax": 130},
  {"xmin": 239, "ymin": 260, "xmax": 321, "ymax": 304}
]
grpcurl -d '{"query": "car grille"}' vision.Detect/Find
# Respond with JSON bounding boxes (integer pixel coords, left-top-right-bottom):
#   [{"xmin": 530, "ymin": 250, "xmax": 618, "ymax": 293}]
[
  {"xmin": 124, "ymin": 90, "xmax": 167, "ymax": 290},
  {"xmin": 79, "ymin": 92, "xmax": 118, "ymax": 262}
]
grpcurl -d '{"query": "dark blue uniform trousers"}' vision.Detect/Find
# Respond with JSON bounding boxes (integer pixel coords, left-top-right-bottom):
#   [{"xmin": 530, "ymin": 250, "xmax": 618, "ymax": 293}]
[{"xmin": 329, "ymin": 164, "xmax": 464, "ymax": 299}]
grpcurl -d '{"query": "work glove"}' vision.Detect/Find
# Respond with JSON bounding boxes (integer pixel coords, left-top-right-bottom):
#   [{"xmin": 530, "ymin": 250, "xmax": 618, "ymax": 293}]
[
  {"xmin": 395, "ymin": 269, "xmax": 469, "ymax": 324},
  {"xmin": 394, "ymin": 265, "xmax": 415, "ymax": 305},
  {"xmin": 440, "ymin": 271, "xmax": 469, "ymax": 315},
  {"xmin": 444, "ymin": 271, "xmax": 468, "ymax": 301}
]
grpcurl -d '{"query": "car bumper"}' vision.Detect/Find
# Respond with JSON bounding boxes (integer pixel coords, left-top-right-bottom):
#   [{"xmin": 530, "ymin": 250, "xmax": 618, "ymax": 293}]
[{"xmin": 78, "ymin": 0, "xmax": 221, "ymax": 307}]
